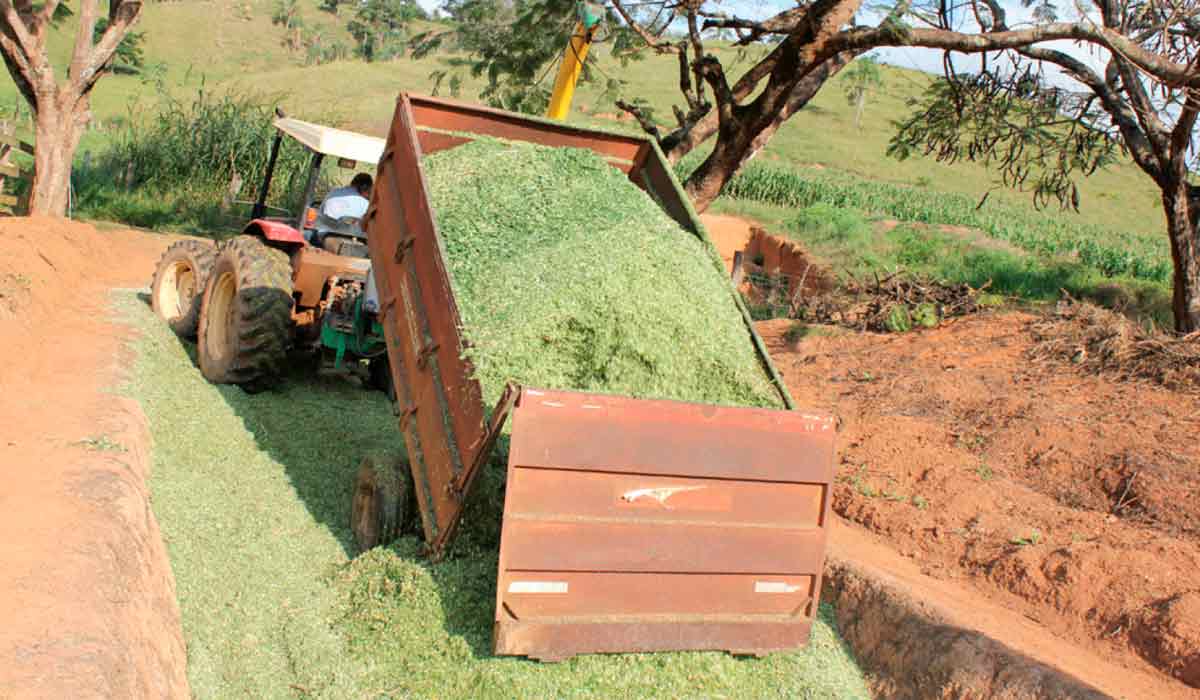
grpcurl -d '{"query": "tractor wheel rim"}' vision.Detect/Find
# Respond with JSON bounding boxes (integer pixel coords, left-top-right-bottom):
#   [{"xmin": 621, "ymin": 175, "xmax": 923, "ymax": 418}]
[
  {"xmin": 155, "ymin": 261, "xmax": 192, "ymax": 320},
  {"xmin": 205, "ymin": 271, "xmax": 237, "ymax": 363},
  {"xmin": 176, "ymin": 269, "xmax": 196, "ymax": 311}
]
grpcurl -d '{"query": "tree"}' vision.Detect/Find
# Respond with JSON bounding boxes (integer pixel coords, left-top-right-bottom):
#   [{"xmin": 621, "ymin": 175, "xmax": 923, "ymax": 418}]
[
  {"xmin": 93, "ymin": 18, "xmax": 143, "ymax": 74},
  {"xmin": 414, "ymin": 0, "xmax": 872, "ymax": 207},
  {"xmin": 414, "ymin": 0, "xmax": 1200, "ymax": 332},
  {"xmin": 882, "ymin": 0, "xmax": 1200, "ymax": 332},
  {"xmin": 272, "ymin": 0, "xmax": 305, "ymax": 54},
  {"xmin": 347, "ymin": 0, "xmax": 427, "ymax": 62},
  {"xmin": 0, "ymin": 0, "xmax": 143, "ymax": 215},
  {"xmin": 842, "ymin": 54, "xmax": 881, "ymax": 129}
]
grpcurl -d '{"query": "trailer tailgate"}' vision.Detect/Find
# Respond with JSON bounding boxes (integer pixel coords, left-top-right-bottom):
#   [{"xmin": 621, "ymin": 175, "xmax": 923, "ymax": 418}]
[{"xmin": 493, "ymin": 387, "xmax": 836, "ymax": 660}]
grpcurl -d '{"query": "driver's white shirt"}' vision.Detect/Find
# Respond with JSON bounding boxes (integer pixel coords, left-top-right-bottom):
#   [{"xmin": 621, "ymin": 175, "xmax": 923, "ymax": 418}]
[{"xmin": 320, "ymin": 186, "xmax": 369, "ymax": 222}]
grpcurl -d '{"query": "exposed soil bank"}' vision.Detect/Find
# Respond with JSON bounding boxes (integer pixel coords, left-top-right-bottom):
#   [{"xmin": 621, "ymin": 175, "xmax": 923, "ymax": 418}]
[
  {"xmin": 701, "ymin": 213, "xmax": 1199, "ymax": 698},
  {"xmin": 0, "ymin": 218, "xmax": 187, "ymax": 699}
]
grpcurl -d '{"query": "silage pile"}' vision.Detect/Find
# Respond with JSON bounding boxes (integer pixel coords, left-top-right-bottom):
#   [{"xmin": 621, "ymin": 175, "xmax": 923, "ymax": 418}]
[{"xmin": 423, "ymin": 139, "xmax": 782, "ymax": 409}]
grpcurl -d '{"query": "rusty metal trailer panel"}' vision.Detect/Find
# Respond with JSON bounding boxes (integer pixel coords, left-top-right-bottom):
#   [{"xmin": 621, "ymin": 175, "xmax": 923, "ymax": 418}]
[
  {"xmin": 364, "ymin": 93, "xmax": 836, "ymax": 660},
  {"xmin": 493, "ymin": 388, "xmax": 835, "ymax": 660}
]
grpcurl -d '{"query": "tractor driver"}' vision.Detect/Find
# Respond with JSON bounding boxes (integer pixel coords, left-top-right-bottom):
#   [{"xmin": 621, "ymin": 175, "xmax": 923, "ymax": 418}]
[{"xmin": 312, "ymin": 172, "xmax": 372, "ymax": 244}]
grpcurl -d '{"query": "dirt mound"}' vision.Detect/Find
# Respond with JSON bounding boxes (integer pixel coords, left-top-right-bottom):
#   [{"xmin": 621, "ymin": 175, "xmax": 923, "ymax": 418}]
[
  {"xmin": 824, "ymin": 552, "xmax": 1110, "ymax": 699},
  {"xmin": 760, "ymin": 311, "xmax": 1200, "ymax": 693},
  {"xmin": 1137, "ymin": 592, "xmax": 1200, "ymax": 687},
  {"xmin": 1030, "ymin": 299, "xmax": 1200, "ymax": 391},
  {"xmin": 0, "ymin": 217, "xmax": 188, "ymax": 698},
  {"xmin": 0, "ymin": 216, "xmax": 127, "ymax": 305}
]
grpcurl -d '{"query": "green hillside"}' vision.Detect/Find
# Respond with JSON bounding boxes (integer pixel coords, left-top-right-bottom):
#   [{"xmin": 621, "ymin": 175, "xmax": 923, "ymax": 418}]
[
  {"xmin": 0, "ymin": 0, "xmax": 1175, "ymax": 322},
  {"xmin": 0, "ymin": 0, "xmax": 1165, "ymax": 236}
]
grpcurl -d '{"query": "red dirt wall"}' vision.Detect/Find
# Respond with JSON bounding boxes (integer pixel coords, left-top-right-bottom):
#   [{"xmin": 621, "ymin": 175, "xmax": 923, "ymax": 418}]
[{"xmin": 0, "ymin": 217, "xmax": 187, "ymax": 698}]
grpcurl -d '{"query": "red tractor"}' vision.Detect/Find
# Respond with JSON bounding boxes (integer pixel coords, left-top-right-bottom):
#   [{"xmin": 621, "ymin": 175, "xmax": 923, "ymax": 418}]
[{"xmin": 148, "ymin": 114, "xmax": 390, "ymax": 393}]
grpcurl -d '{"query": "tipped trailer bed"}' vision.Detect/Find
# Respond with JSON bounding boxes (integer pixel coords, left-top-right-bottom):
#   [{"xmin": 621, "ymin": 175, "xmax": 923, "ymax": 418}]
[{"xmin": 363, "ymin": 93, "xmax": 837, "ymax": 661}]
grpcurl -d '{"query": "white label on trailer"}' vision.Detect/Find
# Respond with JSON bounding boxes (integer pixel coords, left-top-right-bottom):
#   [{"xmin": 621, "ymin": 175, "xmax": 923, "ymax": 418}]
[
  {"xmin": 508, "ymin": 581, "xmax": 569, "ymax": 594},
  {"xmin": 755, "ymin": 581, "xmax": 802, "ymax": 594},
  {"xmin": 622, "ymin": 486, "xmax": 703, "ymax": 505}
]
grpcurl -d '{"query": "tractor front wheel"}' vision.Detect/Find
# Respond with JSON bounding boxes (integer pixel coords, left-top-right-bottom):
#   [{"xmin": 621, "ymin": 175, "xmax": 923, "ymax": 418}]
[
  {"xmin": 150, "ymin": 240, "xmax": 216, "ymax": 338},
  {"xmin": 351, "ymin": 454, "xmax": 415, "ymax": 552},
  {"xmin": 198, "ymin": 235, "xmax": 293, "ymax": 393}
]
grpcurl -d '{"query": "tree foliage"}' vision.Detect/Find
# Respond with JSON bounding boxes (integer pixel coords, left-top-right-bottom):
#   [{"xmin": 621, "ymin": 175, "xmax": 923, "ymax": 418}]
[
  {"xmin": 92, "ymin": 17, "xmax": 144, "ymax": 74},
  {"xmin": 882, "ymin": 0, "xmax": 1200, "ymax": 331},
  {"xmin": 347, "ymin": 0, "xmax": 427, "ymax": 62},
  {"xmin": 413, "ymin": 0, "xmax": 642, "ymax": 113},
  {"xmin": 889, "ymin": 65, "xmax": 1119, "ymax": 211}
]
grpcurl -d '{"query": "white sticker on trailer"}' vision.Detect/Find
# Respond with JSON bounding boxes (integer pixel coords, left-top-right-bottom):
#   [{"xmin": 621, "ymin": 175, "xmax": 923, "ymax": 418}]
[
  {"xmin": 508, "ymin": 581, "xmax": 569, "ymax": 594},
  {"xmin": 755, "ymin": 581, "xmax": 802, "ymax": 594}
]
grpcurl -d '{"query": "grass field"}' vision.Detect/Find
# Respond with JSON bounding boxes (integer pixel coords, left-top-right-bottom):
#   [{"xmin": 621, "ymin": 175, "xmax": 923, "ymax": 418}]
[
  {"xmin": 120, "ymin": 289, "xmax": 872, "ymax": 698},
  {"xmin": 0, "ymin": 0, "xmax": 1168, "ymax": 238},
  {"xmin": 4, "ymin": 0, "xmax": 1164, "ymax": 325},
  {"xmin": 0, "ymin": 0, "xmax": 1170, "ymax": 322}
]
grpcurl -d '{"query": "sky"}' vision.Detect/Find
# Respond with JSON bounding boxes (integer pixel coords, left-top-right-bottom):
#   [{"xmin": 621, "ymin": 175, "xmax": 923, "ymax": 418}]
[{"xmin": 408, "ymin": 0, "xmax": 1113, "ymax": 90}]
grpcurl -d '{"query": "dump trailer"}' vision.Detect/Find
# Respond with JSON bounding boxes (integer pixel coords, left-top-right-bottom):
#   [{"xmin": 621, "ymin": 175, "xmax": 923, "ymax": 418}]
[{"xmin": 361, "ymin": 93, "xmax": 837, "ymax": 661}]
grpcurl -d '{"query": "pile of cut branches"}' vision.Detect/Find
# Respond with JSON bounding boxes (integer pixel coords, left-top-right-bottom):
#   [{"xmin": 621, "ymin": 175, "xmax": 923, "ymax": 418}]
[
  {"xmin": 789, "ymin": 271, "xmax": 991, "ymax": 333},
  {"xmin": 1029, "ymin": 299, "xmax": 1200, "ymax": 391}
]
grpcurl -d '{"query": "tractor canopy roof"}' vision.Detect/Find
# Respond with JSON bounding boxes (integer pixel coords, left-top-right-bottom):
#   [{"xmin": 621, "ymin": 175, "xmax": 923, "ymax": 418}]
[{"xmin": 273, "ymin": 117, "xmax": 386, "ymax": 166}]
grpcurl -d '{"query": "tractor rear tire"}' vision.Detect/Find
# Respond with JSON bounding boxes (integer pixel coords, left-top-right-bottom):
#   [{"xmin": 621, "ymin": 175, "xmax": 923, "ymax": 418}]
[
  {"xmin": 198, "ymin": 235, "xmax": 293, "ymax": 393},
  {"xmin": 150, "ymin": 240, "xmax": 216, "ymax": 338},
  {"xmin": 351, "ymin": 454, "xmax": 414, "ymax": 552}
]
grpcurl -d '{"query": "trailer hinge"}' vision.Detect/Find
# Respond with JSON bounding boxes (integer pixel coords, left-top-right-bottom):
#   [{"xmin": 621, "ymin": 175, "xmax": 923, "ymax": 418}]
[
  {"xmin": 416, "ymin": 341, "xmax": 440, "ymax": 370},
  {"xmin": 450, "ymin": 382, "xmax": 520, "ymax": 496},
  {"xmin": 398, "ymin": 403, "xmax": 418, "ymax": 431},
  {"xmin": 394, "ymin": 237, "xmax": 416, "ymax": 263}
]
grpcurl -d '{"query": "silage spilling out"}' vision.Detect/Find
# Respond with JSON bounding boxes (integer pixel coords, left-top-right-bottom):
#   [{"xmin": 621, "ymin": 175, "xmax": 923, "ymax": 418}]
[{"xmin": 422, "ymin": 139, "xmax": 783, "ymax": 410}]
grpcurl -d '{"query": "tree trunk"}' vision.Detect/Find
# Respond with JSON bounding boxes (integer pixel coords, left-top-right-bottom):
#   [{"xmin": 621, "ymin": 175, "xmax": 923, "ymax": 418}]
[
  {"xmin": 854, "ymin": 91, "xmax": 866, "ymax": 129},
  {"xmin": 1164, "ymin": 181, "xmax": 1200, "ymax": 332},
  {"xmin": 681, "ymin": 54, "xmax": 854, "ymax": 211},
  {"xmin": 30, "ymin": 95, "xmax": 88, "ymax": 217},
  {"xmin": 684, "ymin": 136, "xmax": 749, "ymax": 211}
]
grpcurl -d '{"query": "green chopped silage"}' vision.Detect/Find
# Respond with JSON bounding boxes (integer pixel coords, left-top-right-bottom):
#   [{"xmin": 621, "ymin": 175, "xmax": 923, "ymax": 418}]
[
  {"xmin": 123, "ymin": 290, "xmax": 871, "ymax": 699},
  {"xmin": 421, "ymin": 139, "xmax": 783, "ymax": 409}
]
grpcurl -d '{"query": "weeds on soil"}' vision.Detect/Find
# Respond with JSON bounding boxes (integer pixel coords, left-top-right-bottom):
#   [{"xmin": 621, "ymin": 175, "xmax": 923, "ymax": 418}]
[
  {"xmin": 755, "ymin": 267, "xmax": 992, "ymax": 333},
  {"xmin": 76, "ymin": 88, "xmax": 338, "ymax": 233}
]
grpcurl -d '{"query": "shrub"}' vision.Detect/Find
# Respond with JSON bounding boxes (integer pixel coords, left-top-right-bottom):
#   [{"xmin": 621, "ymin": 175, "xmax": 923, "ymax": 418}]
[{"xmin": 791, "ymin": 203, "xmax": 872, "ymax": 246}]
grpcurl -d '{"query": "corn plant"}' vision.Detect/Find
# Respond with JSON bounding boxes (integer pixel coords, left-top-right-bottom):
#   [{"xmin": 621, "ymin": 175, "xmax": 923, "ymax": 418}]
[{"xmin": 677, "ymin": 156, "xmax": 1171, "ymax": 283}]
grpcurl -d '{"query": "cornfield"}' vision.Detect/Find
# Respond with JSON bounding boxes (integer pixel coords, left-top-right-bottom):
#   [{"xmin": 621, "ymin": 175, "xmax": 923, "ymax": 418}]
[{"xmin": 680, "ymin": 157, "xmax": 1170, "ymax": 283}]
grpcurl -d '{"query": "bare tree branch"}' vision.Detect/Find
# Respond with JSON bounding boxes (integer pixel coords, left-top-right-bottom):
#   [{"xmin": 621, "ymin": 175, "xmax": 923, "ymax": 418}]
[
  {"xmin": 1171, "ymin": 92, "xmax": 1200, "ymax": 153},
  {"xmin": 824, "ymin": 23, "xmax": 1200, "ymax": 88},
  {"xmin": 0, "ymin": 0, "xmax": 40, "ymax": 64},
  {"xmin": 69, "ymin": 0, "xmax": 100, "ymax": 83},
  {"xmin": 610, "ymin": 0, "xmax": 677, "ymax": 54},
  {"xmin": 77, "ymin": 0, "xmax": 141, "ymax": 93}
]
